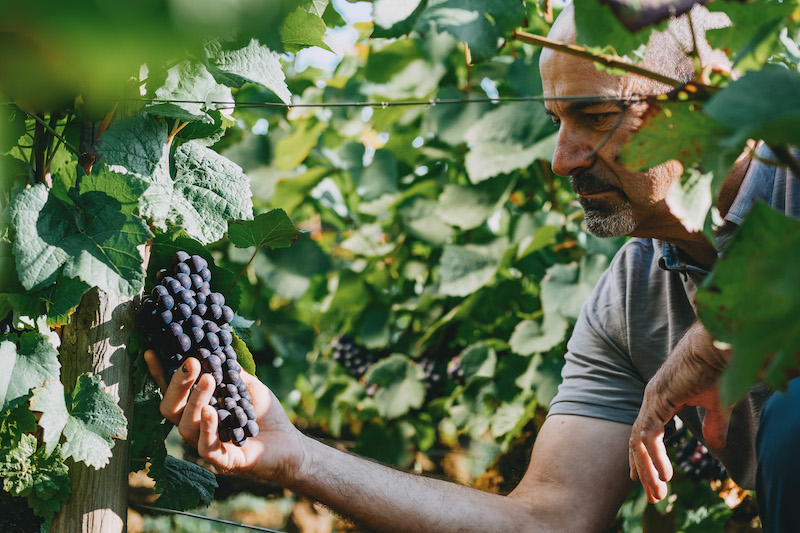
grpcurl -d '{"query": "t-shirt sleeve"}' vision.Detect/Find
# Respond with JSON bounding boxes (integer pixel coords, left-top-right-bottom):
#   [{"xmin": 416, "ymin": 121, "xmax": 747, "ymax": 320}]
[{"xmin": 547, "ymin": 247, "xmax": 647, "ymax": 425}]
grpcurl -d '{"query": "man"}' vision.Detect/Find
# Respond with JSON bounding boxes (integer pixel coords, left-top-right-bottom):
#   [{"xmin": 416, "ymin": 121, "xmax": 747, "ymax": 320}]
[{"xmin": 146, "ymin": 5, "xmax": 799, "ymax": 532}]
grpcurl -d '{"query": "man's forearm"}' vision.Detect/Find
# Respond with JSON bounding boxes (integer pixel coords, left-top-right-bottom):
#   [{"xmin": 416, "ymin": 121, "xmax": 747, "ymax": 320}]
[{"xmin": 285, "ymin": 434, "xmax": 548, "ymax": 533}]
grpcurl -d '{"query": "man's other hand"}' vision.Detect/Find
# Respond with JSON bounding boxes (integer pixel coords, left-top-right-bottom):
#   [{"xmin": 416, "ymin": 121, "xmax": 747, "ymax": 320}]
[
  {"xmin": 628, "ymin": 321, "xmax": 731, "ymax": 503},
  {"xmin": 144, "ymin": 350, "xmax": 307, "ymax": 484}
]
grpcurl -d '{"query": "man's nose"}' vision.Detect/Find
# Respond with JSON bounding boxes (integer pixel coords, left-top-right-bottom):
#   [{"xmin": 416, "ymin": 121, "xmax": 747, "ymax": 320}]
[{"xmin": 550, "ymin": 124, "xmax": 595, "ymax": 177}]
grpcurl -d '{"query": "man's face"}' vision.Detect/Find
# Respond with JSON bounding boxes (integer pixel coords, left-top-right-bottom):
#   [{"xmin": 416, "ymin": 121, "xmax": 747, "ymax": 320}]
[{"xmin": 539, "ymin": 50, "xmax": 683, "ymax": 238}]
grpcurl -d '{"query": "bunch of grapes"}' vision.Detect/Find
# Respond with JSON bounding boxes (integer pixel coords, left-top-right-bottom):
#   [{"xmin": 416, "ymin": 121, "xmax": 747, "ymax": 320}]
[
  {"xmin": 139, "ymin": 251, "xmax": 257, "ymax": 447},
  {"xmin": 673, "ymin": 433, "xmax": 728, "ymax": 483},
  {"xmin": 331, "ymin": 336, "xmax": 380, "ymax": 379},
  {"xmin": 447, "ymin": 355, "xmax": 465, "ymax": 385},
  {"xmin": 420, "ymin": 358, "xmax": 446, "ymax": 397}
]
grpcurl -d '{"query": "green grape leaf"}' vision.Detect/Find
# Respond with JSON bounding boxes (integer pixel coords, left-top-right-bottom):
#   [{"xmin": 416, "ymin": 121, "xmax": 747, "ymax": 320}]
[
  {"xmin": 665, "ymin": 169, "xmax": 714, "ymax": 235},
  {"xmin": 696, "ymin": 203, "xmax": 800, "ymax": 404},
  {"xmin": 372, "ymin": 0, "xmax": 428, "ymax": 38},
  {"xmin": 540, "ymin": 254, "xmax": 609, "ymax": 322},
  {"xmin": 151, "ymin": 454, "xmax": 217, "ymax": 510},
  {"xmin": 704, "ymin": 66, "xmax": 800, "ymax": 148},
  {"xmin": 464, "ymin": 103, "xmax": 557, "ymax": 183},
  {"xmin": 707, "ymin": 0, "xmax": 794, "ymax": 73},
  {"xmin": 29, "ymin": 380, "xmax": 69, "ymax": 457},
  {"xmin": 303, "ymin": 0, "xmax": 328, "ymax": 17},
  {"xmin": 509, "ymin": 313, "xmax": 569, "ymax": 356},
  {"xmin": 0, "ymin": 433, "xmax": 71, "ymax": 519},
  {"xmin": 8, "ymin": 167, "xmax": 152, "ymax": 297},
  {"xmin": 282, "ymin": 7, "xmax": 333, "ymax": 54},
  {"xmin": 0, "ymin": 396, "xmax": 38, "ymax": 450},
  {"xmin": 231, "ymin": 331, "xmax": 256, "ymax": 375},
  {"xmin": 363, "ymin": 354, "xmax": 426, "ymax": 419},
  {"xmin": 96, "ymin": 114, "xmax": 169, "ymax": 177},
  {"xmin": 35, "ymin": 374, "xmax": 128, "ymax": 469},
  {"xmin": 573, "ymin": 0, "xmax": 656, "ymax": 59},
  {"xmin": 145, "ymin": 61, "xmax": 230, "ymax": 124},
  {"xmin": 250, "ymin": 234, "xmax": 331, "ymax": 300},
  {"xmin": 460, "ymin": 342, "xmax": 497, "ymax": 382},
  {"xmin": 414, "ymin": 0, "xmax": 526, "ymax": 62},
  {"xmin": 398, "ymin": 197, "xmax": 454, "ymax": 246},
  {"xmin": 364, "ymin": 39, "xmax": 423, "ymax": 84},
  {"xmin": 142, "ymin": 141, "xmax": 254, "ymax": 244},
  {"xmin": 0, "ymin": 105, "xmax": 26, "ymax": 154},
  {"xmin": 621, "ymin": 101, "xmax": 725, "ymax": 173},
  {"xmin": 353, "ymin": 420, "xmax": 414, "ymax": 467},
  {"xmin": 129, "ymin": 394, "xmax": 170, "ymax": 473},
  {"xmin": 274, "ymin": 119, "xmax": 327, "ymax": 170},
  {"xmin": 435, "ymin": 180, "xmax": 506, "ymax": 230},
  {"xmin": 515, "ymin": 353, "xmax": 565, "ymax": 406},
  {"xmin": 228, "ymin": 209, "xmax": 304, "ymax": 250},
  {"xmin": 422, "ymin": 88, "xmax": 493, "ymax": 146},
  {"xmin": 2, "ymin": 331, "xmax": 60, "ymax": 410},
  {"xmin": 206, "ymin": 39, "xmax": 292, "ymax": 103},
  {"xmin": 272, "ymin": 167, "xmax": 330, "ymax": 214},
  {"xmin": 25, "ymin": 444, "xmax": 71, "ymax": 520},
  {"xmin": 438, "ymin": 244, "xmax": 501, "ymax": 297}
]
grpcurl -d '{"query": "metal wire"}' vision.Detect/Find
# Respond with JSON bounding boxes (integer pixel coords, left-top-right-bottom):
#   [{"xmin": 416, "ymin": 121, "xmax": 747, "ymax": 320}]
[{"xmin": 131, "ymin": 503, "xmax": 289, "ymax": 533}]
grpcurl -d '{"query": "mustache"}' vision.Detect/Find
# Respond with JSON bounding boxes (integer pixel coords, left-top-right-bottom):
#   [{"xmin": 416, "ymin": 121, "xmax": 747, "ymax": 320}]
[{"xmin": 570, "ymin": 172, "xmax": 616, "ymax": 195}]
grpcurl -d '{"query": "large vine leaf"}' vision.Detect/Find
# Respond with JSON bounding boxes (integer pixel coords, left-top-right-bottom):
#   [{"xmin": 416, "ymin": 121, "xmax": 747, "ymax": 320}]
[
  {"xmin": 228, "ymin": 209, "xmax": 304, "ymax": 250},
  {"xmin": 372, "ymin": 0, "xmax": 428, "ymax": 39},
  {"xmin": 282, "ymin": 7, "xmax": 333, "ymax": 54},
  {"xmin": 0, "ymin": 433, "xmax": 70, "ymax": 519},
  {"xmin": 438, "ymin": 243, "xmax": 501, "ymax": 297},
  {"xmin": 141, "ymin": 141, "xmax": 254, "ymax": 244},
  {"xmin": 1, "ymin": 331, "xmax": 60, "ymax": 410},
  {"xmin": 509, "ymin": 313, "xmax": 569, "ymax": 356},
  {"xmin": 573, "ymin": 0, "xmax": 657, "ymax": 59},
  {"xmin": 540, "ymin": 254, "xmax": 609, "ymax": 322},
  {"xmin": 8, "ymin": 166, "xmax": 152, "ymax": 297},
  {"xmin": 31, "ymin": 374, "xmax": 127, "ymax": 469},
  {"xmin": 206, "ymin": 38, "xmax": 292, "ymax": 103},
  {"xmin": 704, "ymin": 66, "xmax": 800, "ymax": 149},
  {"xmin": 464, "ymin": 103, "xmax": 557, "ymax": 183},
  {"xmin": 696, "ymin": 203, "xmax": 800, "ymax": 404},
  {"xmin": 150, "ymin": 454, "xmax": 217, "ymax": 510},
  {"xmin": 363, "ymin": 354, "xmax": 426, "ymax": 419},
  {"xmin": 414, "ymin": 0, "xmax": 526, "ymax": 62},
  {"xmin": 96, "ymin": 114, "xmax": 169, "ymax": 177},
  {"xmin": 145, "ymin": 61, "xmax": 231, "ymax": 124}
]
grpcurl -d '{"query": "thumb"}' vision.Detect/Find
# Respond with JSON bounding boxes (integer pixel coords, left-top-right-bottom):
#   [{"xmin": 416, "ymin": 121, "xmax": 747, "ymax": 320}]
[{"xmin": 702, "ymin": 407, "xmax": 729, "ymax": 450}]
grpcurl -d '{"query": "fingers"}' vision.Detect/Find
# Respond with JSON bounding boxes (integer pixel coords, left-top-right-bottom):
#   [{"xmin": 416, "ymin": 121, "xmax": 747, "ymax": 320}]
[
  {"xmin": 177, "ymin": 372, "xmax": 216, "ymax": 444},
  {"xmin": 144, "ymin": 350, "xmax": 168, "ymax": 392},
  {"xmin": 159, "ymin": 357, "xmax": 202, "ymax": 424},
  {"xmin": 631, "ymin": 434, "xmax": 669, "ymax": 503},
  {"xmin": 198, "ymin": 404, "xmax": 222, "ymax": 458}
]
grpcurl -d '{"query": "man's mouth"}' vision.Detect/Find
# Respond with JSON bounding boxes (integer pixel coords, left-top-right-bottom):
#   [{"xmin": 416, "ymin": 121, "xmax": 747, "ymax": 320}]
[{"xmin": 570, "ymin": 174, "xmax": 617, "ymax": 197}]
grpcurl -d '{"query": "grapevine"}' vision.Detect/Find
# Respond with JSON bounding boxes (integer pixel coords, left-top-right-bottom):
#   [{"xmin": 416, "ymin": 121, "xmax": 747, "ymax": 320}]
[{"xmin": 138, "ymin": 251, "xmax": 258, "ymax": 447}]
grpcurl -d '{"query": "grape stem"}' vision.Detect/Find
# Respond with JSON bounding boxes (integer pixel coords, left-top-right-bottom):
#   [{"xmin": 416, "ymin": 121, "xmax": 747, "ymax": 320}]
[{"xmin": 229, "ymin": 248, "xmax": 258, "ymax": 296}]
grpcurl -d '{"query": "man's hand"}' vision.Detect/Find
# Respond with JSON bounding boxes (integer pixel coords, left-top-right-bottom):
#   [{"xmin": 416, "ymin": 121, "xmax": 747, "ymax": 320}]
[
  {"xmin": 628, "ymin": 321, "xmax": 731, "ymax": 503},
  {"xmin": 144, "ymin": 350, "xmax": 307, "ymax": 484}
]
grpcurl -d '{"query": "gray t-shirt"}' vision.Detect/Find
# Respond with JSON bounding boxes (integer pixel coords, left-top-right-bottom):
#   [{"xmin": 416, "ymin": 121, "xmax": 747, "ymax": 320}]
[{"xmin": 549, "ymin": 144, "xmax": 800, "ymax": 489}]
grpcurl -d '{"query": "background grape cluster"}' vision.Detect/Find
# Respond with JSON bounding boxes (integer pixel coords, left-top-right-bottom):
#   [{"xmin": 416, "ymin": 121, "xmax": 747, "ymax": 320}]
[
  {"xmin": 669, "ymin": 427, "xmax": 728, "ymax": 483},
  {"xmin": 139, "ymin": 251, "xmax": 258, "ymax": 446},
  {"xmin": 331, "ymin": 336, "xmax": 380, "ymax": 379}
]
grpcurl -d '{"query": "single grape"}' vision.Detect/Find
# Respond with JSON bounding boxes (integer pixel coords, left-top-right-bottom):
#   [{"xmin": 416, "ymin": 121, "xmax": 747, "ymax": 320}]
[
  {"xmin": 200, "ymin": 268, "xmax": 212, "ymax": 282},
  {"xmin": 208, "ymin": 304, "xmax": 223, "ymax": 321},
  {"xmin": 156, "ymin": 269, "xmax": 169, "ymax": 283},
  {"xmin": 153, "ymin": 285, "xmax": 169, "ymax": 298},
  {"xmin": 190, "ymin": 274, "xmax": 204, "ymax": 290},
  {"xmin": 219, "ymin": 427, "xmax": 232, "ymax": 442},
  {"xmin": 176, "ymin": 273, "xmax": 192, "ymax": 290},
  {"xmin": 204, "ymin": 332, "xmax": 220, "ymax": 351},
  {"xmin": 186, "ymin": 314, "xmax": 204, "ymax": 329},
  {"xmin": 208, "ymin": 292, "xmax": 225, "ymax": 307},
  {"xmin": 176, "ymin": 334, "xmax": 192, "ymax": 353},
  {"xmin": 176, "ymin": 303, "xmax": 192, "ymax": 320},
  {"xmin": 190, "ymin": 327, "xmax": 205, "ymax": 345},
  {"xmin": 159, "ymin": 310, "xmax": 173, "ymax": 325},
  {"xmin": 174, "ymin": 251, "xmax": 190, "ymax": 264},
  {"xmin": 174, "ymin": 262, "xmax": 191, "ymax": 276},
  {"xmin": 169, "ymin": 322, "xmax": 183, "ymax": 337},
  {"xmin": 231, "ymin": 427, "xmax": 245, "ymax": 444},
  {"xmin": 203, "ymin": 321, "xmax": 220, "ymax": 334},
  {"xmin": 220, "ymin": 305, "xmax": 234, "ymax": 324},
  {"xmin": 190, "ymin": 255, "xmax": 208, "ymax": 273},
  {"xmin": 221, "ymin": 397, "xmax": 237, "ymax": 411},
  {"xmin": 157, "ymin": 294, "xmax": 175, "ymax": 312},
  {"xmin": 218, "ymin": 329, "xmax": 232, "ymax": 347},
  {"xmin": 244, "ymin": 420, "xmax": 259, "ymax": 438},
  {"xmin": 217, "ymin": 409, "xmax": 231, "ymax": 427},
  {"xmin": 195, "ymin": 303, "xmax": 208, "ymax": 318}
]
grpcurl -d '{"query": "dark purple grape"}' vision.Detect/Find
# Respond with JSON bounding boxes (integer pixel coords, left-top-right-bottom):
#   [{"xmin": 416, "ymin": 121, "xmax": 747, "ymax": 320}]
[
  {"xmin": 237, "ymin": 381, "xmax": 248, "ymax": 394},
  {"xmin": 232, "ymin": 427, "xmax": 245, "ymax": 442},
  {"xmin": 219, "ymin": 427, "xmax": 232, "ymax": 442},
  {"xmin": 221, "ymin": 397, "xmax": 237, "ymax": 411},
  {"xmin": 233, "ymin": 406, "xmax": 247, "ymax": 427},
  {"xmin": 220, "ymin": 305, "xmax": 234, "ymax": 324},
  {"xmin": 243, "ymin": 405, "xmax": 256, "ymax": 420},
  {"xmin": 190, "ymin": 327, "xmax": 205, "ymax": 344},
  {"xmin": 190, "ymin": 274, "xmax": 204, "ymax": 290},
  {"xmin": 174, "ymin": 251, "xmax": 190, "ymax": 264},
  {"xmin": 212, "ymin": 371, "xmax": 223, "ymax": 386},
  {"xmin": 174, "ymin": 262, "xmax": 191, "ymax": 276},
  {"xmin": 223, "ymin": 346, "xmax": 237, "ymax": 360},
  {"xmin": 190, "ymin": 255, "xmax": 208, "ymax": 273},
  {"xmin": 208, "ymin": 304, "xmax": 222, "ymax": 321},
  {"xmin": 176, "ymin": 334, "xmax": 192, "ymax": 353},
  {"xmin": 208, "ymin": 395, "xmax": 218, "ymax": 407},
  {"xmin": 200, "ymin": 268, "xmax": 212, "ymax": 282},
  {"xmin": 176, "ymin": 273, "xmax": 192, "ymax": 289},
  {"xmin": 244, "ymin": 420, "xmax": 259, "ymax": 438},
  {"xmin": 204, "ymin": 332, "xmax": 220, "ymax": 351},
  {"xmin": 240, "ymin": 391, "xmax": 252, "ymax": 403},
  {"xmin": 208, "ymin": 292, "xmax": 224, "ymax": 307},
  {"xmin": 159, "ymin": 310, "xmax": 173, "ymax": 325},
  {"xmin": 176, "ymin": 303, "xmax": 192, "ymax": 320},
  {"xmin": 156, "ymin": 269, "xmax": 169, "ymax": 282},
  {"xmin": 203, "ymin": 321, "xmax": 220, "ymax": 334},
  {"xmin": 157, "ymin": 294, "xmax": 175, "ymax": 312},
  {"xmin": 198, "ymin": 283, "xmax": 211, "ymax": 296},
  {"xmin": 218, "ymin": 329, "xmax": 232, "ymax": 347},
  {"xmin": 195, "ymin": 292, "xmax": 207, "ymax": 305},
  {"xmin": 195, "ymin": 303, "xmax": 208, "ymax": 318},
  {"xmin": 169, "ymin": 322, "xmax": 183, "ymax": 337},
  {"xmin": 186, "ymin": 314, "xmax": 204, "ymax": 329},
  {"xmin": 167, "ymin": 279, "xmax": 183, "ymax": 295},
  {"xmin": 217, "ymin": 409, "xmax": 231, "ymax": 427},
  {"xmin": 153, "ymin": 285, "xmax": 169, "ymax": 298}
]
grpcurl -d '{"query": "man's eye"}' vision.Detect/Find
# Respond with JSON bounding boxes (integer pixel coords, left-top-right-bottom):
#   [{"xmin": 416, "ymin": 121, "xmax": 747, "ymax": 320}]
[
  {"xmin": 587, "ymin": 112, "xmax": 617, "ymax": 126},
  {"xmin": 550, "ymin": 117, "xmax": 561, "ymax": 128}
]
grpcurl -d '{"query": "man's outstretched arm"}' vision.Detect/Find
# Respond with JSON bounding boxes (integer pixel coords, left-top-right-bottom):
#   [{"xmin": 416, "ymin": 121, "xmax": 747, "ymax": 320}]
[{"xmin": 146, "ymin": 351, "xmax": 634, "ymax": 533}]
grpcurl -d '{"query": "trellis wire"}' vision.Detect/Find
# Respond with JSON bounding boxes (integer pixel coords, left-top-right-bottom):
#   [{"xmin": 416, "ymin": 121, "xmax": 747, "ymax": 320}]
[{"xmin": 131, "ymin": 503, "xmax": 289, "ymax": 533}]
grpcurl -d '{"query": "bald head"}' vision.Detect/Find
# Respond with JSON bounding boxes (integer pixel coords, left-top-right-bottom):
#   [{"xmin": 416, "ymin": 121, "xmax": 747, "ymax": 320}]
[{"xmin": 543, "ymin": 3, "xmax": 731, "ymax": 93}]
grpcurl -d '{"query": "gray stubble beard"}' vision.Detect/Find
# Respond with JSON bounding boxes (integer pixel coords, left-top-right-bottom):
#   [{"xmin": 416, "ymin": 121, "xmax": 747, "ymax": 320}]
[{"xmin": 581, "ymin": 200, "xmax": 636, "ymax": 237}]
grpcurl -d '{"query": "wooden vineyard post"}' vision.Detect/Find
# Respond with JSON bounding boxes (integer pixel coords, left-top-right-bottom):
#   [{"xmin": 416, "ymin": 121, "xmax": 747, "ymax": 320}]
[{"xmin": 49, "ymin": 287, "xmax": 137, "ymax": 533}]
